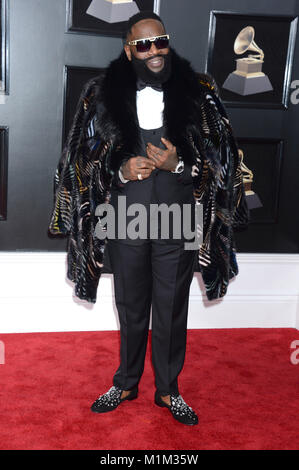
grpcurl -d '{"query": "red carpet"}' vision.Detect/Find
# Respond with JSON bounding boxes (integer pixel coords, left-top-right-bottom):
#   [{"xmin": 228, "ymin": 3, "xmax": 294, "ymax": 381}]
[{"xmin": 0, "ymin": 328, "xmax": 299, "ymax": 450}]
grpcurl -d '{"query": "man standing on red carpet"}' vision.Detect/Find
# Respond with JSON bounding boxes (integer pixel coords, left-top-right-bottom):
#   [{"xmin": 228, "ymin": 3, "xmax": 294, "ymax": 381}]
[{"xmin": 48, "ymin": 12, "xmax": 249, "ymax": 426}]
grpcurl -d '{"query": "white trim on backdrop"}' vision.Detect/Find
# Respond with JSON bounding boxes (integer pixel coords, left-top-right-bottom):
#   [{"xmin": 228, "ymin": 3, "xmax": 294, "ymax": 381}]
[
  {"xmin": 154, "ymin": 0, "xmax": 161, "ymax": 15},
  {"xmin": 0, "ymin": 253, "xmax": 299, "ymax": 333}
]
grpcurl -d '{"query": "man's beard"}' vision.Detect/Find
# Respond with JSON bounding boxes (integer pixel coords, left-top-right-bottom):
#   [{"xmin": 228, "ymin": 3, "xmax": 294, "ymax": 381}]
[{"xmin": 131, "ymin": 49, "xmax": 172, "ymax": 86}]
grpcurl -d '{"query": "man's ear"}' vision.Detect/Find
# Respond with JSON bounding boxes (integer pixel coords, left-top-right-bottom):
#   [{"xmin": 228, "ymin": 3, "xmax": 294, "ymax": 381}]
[{"xmin": 124, "ymin": 45, "xmax": 132, "ymax": 61}]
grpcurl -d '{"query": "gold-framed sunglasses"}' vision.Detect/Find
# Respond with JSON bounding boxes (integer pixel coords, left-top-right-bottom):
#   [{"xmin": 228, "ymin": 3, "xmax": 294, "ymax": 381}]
[{"xmin": 127, "ymin": 34, "xmax": 170, "ymax": 53}]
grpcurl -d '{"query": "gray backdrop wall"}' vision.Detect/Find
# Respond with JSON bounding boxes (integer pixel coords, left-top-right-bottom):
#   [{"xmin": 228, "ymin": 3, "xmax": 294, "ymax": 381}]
[{"xmin": 0, "ymin": 0, "xmax": 298, "ymax": 253}]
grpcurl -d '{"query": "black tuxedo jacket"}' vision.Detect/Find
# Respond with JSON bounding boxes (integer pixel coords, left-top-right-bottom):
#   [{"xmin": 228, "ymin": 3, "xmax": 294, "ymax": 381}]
[{"xmin": 109, "ymin": 125, "xmax": 195, "ymax": 244}]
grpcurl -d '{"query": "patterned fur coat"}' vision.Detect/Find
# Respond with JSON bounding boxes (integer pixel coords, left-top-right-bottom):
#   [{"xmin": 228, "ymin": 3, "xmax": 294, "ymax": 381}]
[{"xmin": 48, "ymin": 48, "xmax": 249, "ymax": 303}]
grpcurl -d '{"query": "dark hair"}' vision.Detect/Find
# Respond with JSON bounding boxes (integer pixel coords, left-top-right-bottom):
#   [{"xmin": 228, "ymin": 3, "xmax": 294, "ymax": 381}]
[{"xmin": 123, "ymin": 11, "xmax": 165, "ymax": 42}]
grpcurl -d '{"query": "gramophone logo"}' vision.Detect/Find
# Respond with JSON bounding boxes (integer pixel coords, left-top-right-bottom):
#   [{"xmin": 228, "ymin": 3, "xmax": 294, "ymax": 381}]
[
  {"xmin": 86, "ymin": 0, "xmax": 140, "ymax": 24},
  {"xmin": 239, "ymin": 148, "xmax": 262, "ymax": 210},
  {"xmin": 223, "ymin": 26, "xmax": 273, "ymax": 96}
]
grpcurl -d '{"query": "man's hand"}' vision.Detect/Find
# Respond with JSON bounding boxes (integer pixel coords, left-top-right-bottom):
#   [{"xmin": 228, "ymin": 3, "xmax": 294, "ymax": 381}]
[
  {"xmin": 146, "ymin": 137, "xmax": 179, "ymax": 172},
  {"xmin": 121, "ymin": 156, "xmax": 156, "ymax": 180}
]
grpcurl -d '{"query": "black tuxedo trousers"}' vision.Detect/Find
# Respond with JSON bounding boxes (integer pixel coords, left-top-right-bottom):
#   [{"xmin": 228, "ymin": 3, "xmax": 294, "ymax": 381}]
[
  {"xmin": 107, "ymin": 238, "xmax": 196, "ymax": 396},
  {"xmin": 106, "ymin": 126, "xmax": 197, "ymax": 396}
]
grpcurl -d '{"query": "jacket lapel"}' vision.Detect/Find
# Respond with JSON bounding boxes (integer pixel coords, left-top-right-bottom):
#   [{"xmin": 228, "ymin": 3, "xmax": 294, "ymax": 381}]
[{"xmin": 95, "ymin": 51, "xmax": 142, "ymax": 174}]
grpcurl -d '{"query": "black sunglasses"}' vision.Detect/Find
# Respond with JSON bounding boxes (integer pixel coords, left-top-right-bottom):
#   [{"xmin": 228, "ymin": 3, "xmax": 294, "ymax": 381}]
[{"xmin": 127, "ymin": 34, "xmax": 170, "ymax": 53}]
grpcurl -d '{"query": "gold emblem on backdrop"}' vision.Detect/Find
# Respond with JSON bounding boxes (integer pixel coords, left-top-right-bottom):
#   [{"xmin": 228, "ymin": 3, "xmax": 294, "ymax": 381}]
[
  {"xmin": 87, "ymin": 0, "xmax": 139, "ymax": 23},
  {"xmin": 238, "ymin": 148, "xmax": 263, "ymax": 209},
  {"xmin": 223, "ymin": 26, "xmax": 273, "ymax": 96}
]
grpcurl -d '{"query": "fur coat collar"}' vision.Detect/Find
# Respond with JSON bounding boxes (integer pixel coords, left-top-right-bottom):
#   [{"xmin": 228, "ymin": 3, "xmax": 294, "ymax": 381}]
[
  {"xmin": 94, "ymin": 48, "xmax": 208, "ymax": 174},
  {"xmin": 48, "ymin": 47, "xmax": 249, "ymax": 303}
]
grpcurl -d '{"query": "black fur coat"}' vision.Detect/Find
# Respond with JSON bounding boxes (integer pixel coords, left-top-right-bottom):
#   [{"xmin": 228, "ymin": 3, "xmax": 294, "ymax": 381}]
[{"xmin": 48, "ymin": 48, "xmax": 249, "ymax": 303}]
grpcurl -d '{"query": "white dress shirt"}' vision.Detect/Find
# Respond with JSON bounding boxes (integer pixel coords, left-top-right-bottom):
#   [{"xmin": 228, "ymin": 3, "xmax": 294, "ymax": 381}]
[
  {"xmin": 136, "ymin": 86, "xmax": 164, "ymax": 129},
  {"xmin": 119, "ymin": 87, "xmax": 164, "ymax": 183}
]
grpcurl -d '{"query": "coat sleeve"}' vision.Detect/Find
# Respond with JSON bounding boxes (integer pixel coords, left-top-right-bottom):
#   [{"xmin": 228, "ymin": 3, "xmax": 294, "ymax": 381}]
[
  {"xmin": 196, "ymin": 76, "xmax": 250, "ymax": 300},
  {"xmin": 111, "ymin": 153, "xmax": 131, "ymax": 188},
  {"xmin": 48, "ymin": 78, "xmax": 96, "ymax": 235},
  {"xmin": 197, "ymin": 72, "xmax": 250, "ymax": 231},
  {"xmin": 211, "ymin": 91, "xmax": 250, "ymax": 233}
]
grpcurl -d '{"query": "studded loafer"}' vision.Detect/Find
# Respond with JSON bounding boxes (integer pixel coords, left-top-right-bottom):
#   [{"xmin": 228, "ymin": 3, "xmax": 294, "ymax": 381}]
[
  {"xmin": 91, "ymin": 385, "xmax": 138, "ymax": 413},
  {"xmin": 154, "ymin": 390, "xmax": 198, "ymax": 425}
]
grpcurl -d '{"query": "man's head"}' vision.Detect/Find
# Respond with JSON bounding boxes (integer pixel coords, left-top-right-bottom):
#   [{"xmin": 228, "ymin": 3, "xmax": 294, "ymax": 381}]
[{"xmin": 124, "ymin": 11, "xmax": 172, "ymax": 85}]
